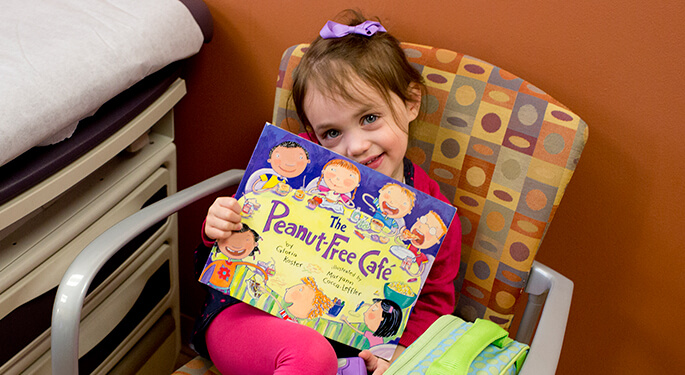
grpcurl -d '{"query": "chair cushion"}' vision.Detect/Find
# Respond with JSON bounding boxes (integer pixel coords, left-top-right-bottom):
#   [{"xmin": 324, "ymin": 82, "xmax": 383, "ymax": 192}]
[{"xmin": 272, "ymin": 43, "xmax": 588, "ymax": 329}]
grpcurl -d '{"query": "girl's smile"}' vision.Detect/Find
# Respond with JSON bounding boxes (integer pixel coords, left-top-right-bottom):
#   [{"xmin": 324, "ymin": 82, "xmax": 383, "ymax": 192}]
[{"xmin": 360, "ymin": 153, "xmax": 385, "ymax": 170}]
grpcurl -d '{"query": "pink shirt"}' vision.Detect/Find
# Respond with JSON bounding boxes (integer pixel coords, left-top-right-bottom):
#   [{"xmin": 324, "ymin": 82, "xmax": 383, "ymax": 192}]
[{"xmin": 398, "ymin": 163, "xmax": 462, "ymax": 347}]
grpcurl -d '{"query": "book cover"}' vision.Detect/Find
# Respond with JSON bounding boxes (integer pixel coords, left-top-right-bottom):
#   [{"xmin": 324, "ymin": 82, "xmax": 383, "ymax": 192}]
[{"xmin": 199, "ymin": 123, "xmax": 457, "ymax": 359}]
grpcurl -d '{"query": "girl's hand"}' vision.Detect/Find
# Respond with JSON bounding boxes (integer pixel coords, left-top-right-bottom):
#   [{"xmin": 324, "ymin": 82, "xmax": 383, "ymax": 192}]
[
  {"xmin": 358, "ymin": 350, "xmax": 391, "ymax": 375},
  {"xmin": 205, "ymin": 197, "xmax": 243, "ymax": 241}
]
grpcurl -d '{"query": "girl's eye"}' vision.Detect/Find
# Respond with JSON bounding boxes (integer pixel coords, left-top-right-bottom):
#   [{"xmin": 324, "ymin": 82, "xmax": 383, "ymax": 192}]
[
  {"xmin": 362, "ymin": 114, "xmax": 378, "ymax": 125},
  {"xmin": 323, "ymin": 129, "xmax": 341, "ymax": 139}
]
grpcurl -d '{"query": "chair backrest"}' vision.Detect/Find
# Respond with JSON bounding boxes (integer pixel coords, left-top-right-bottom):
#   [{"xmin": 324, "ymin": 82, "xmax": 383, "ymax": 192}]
[{"xmin": 272, "ymin": 43, "xmax": 588, "ymax": 329}]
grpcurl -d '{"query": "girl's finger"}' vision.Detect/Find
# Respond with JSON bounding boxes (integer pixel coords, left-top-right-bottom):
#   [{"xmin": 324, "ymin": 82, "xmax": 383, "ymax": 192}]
[{"xmin": 215, "ymin": 197, "xmax": 241, "ymax": 212}]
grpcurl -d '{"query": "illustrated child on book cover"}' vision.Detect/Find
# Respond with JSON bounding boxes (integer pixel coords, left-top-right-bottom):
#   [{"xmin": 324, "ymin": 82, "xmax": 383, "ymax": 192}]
[
  {"xmin": 306, "ymin": 159, "xmax": 361, "ymax": 214},
  {"xmin": 391, "ymin": 211, "xmax": 448, "ymax": 277},
  {"xmin": 363, "ymin": 183, "xmax": 416, "ymax": 236},
  {"xmin": 199, "ymin": 224, "xmax": 267, "ymax": 290},
  {"xmin": 244, "ymin": 140, "xmax": 311, "ymax": 194},
  {"xmin": 258, "ymin": 276, "xmax": 333, "ymax": 322},
  {"xmin": 340, "ymin": 297, "xmax": 402, "ymax": 349}
]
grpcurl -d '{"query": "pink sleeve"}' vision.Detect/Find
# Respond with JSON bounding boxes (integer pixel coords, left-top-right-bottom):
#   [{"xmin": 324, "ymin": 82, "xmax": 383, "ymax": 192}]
[
  {"xmin": 398, "ymin": 166, "xmax": 462, "ymax": 347},
  {"xmin": 201, "ymin": 218, "xmax": 216, "ymax": 248}
]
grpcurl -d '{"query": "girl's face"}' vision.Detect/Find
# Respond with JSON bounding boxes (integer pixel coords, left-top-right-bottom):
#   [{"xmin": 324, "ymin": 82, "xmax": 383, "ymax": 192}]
[
  {"xmin": 322, "ymin": 164, "xmax": 360, "ymax": 194},
  {"xmin": 304, "ymin": 77, "xmax": 420, "ymax": 182}
]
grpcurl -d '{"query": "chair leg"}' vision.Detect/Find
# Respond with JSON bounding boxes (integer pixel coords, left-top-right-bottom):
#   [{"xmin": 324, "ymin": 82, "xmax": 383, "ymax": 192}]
[{"xmin": 515, "ymin": 290, "xmax": 548, "ymax": 344}]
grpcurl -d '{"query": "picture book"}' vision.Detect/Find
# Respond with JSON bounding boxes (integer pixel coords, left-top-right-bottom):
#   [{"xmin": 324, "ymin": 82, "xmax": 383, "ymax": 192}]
[{"xmin": 199, "ymin": 123, "xmax": 457, "ymax": 359}]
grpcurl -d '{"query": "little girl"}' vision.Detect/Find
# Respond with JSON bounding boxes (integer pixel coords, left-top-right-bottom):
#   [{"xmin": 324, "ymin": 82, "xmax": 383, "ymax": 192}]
[{"xmin": 196, "ymin": 10, "xmax": 462, "ymax": 375}]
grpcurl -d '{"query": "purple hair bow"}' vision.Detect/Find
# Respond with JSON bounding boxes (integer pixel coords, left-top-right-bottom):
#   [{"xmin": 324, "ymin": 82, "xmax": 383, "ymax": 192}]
[{"xmin": 319, "ymin": 20, "xmax": 387, "ymax": 39}]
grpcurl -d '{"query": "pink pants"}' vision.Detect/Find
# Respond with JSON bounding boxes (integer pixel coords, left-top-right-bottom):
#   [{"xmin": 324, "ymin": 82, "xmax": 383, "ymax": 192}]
[{"xmin": 205, "ymin": 303, "xmax": 339, "ymax": 375}]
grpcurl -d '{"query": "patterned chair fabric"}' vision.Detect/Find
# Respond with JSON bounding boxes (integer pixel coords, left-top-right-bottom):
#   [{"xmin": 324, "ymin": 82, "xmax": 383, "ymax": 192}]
[{"xmin": 272, "ymin": 43, "xmax": 588, "ymax": 328}]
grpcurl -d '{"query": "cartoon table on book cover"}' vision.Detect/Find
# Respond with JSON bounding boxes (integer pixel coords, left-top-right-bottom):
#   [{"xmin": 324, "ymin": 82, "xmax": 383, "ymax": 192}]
[{"xmin": 200, "ymin": 123, "xmax": 457, "ymax": 360}]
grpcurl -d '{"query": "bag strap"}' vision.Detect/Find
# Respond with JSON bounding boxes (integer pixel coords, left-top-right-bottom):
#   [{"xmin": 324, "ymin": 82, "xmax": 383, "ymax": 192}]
[{"xmin": 427, "ymin": 318, "xmax": 512, "ymax": 375}]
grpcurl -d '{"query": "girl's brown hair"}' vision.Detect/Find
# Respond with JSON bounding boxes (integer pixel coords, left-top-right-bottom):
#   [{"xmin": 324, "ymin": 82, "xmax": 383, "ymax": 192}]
[{"xmin": 291, "ymin": 9, "xmax": 425, "ymax": 137}]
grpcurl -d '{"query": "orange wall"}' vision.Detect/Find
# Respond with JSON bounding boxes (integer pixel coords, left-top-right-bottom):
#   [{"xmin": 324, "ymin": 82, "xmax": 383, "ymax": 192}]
[{"xmin": 174, "ymin": 1, "xmax": 685, "ymax": 373}]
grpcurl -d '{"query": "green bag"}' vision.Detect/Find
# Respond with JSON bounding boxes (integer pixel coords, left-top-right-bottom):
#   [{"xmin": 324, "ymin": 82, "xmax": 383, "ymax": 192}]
[{"xmin": 386, "ymin": 315, "xmax": 529, "ymax": 375}]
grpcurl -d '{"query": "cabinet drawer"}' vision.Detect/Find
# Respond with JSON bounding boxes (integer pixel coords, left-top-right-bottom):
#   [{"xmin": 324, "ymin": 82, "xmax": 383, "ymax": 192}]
[
  {"xmin": 26, "ymin": 241, "xmax": 179, "ymax": 374},
  {"xmin": 108, "ymin": 310, "xmax": 178, "ymax": 375},
  {"xmin": 0, "ymin": 140, "xmax": 176, "ymax": 293},
  {"xmin": 0, "ymin": 166, "xmax": 177, "ymax": 373}
]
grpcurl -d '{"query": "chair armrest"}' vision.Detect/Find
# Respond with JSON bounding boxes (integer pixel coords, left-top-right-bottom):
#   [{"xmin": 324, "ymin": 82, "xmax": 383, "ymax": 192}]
[
  {"xmin": 51, "ymin": 169, "xmax": 244, "ymax": 375},
  {"xmin": 517, "ymin": 261, "xmax": 573, "ymax": 375}
]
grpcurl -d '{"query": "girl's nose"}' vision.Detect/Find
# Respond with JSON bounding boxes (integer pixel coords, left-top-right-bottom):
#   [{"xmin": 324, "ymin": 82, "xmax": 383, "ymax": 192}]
[{"xmin": 344, "ymin": 131, "xmax": 370, "ymax": 157}]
